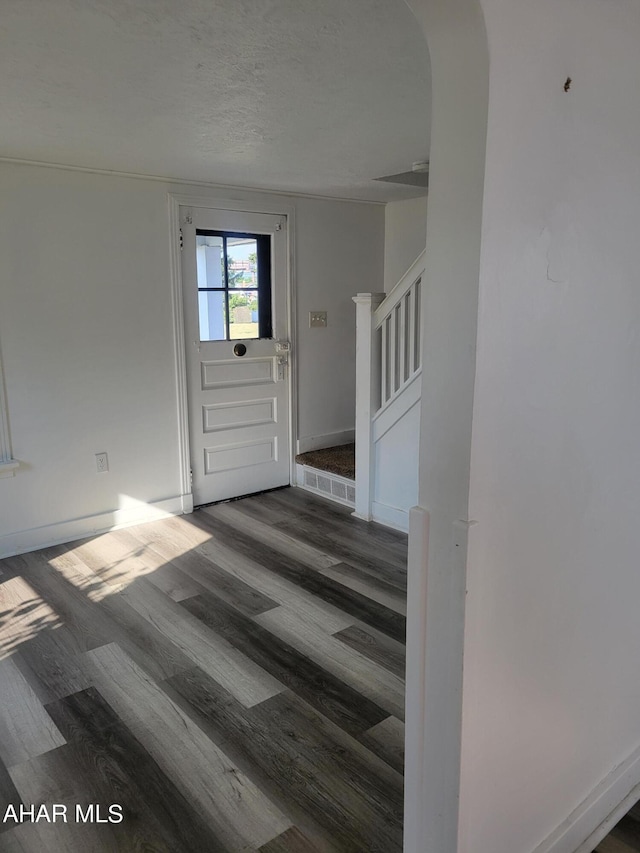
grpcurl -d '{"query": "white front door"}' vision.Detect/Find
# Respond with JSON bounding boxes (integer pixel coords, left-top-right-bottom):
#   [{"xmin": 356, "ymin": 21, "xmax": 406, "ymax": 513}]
[{"xmin": 181, "ymin": 206, "xmax": 291, "ymax": 506}]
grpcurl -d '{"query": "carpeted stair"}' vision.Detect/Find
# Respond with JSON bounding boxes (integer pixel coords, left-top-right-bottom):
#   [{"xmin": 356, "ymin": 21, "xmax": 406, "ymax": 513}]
[{"xmin": 295, "ymin": 443, "xmax": 355, "ymax": 481}]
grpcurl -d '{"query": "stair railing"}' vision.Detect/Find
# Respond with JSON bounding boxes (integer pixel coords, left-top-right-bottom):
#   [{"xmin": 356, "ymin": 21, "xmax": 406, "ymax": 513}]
[{"xmin": 352, "ymin": 250, "xmax": 425, "ymax": 520}]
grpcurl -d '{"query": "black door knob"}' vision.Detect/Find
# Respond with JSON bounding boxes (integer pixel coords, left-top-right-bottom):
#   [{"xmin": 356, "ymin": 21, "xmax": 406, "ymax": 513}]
[{"xmin": 233, "ymin": 343, "xmax": 247, "ymax": 357}]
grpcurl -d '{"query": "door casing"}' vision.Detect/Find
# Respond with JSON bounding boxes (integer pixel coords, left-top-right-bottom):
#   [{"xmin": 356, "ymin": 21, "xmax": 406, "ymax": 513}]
[{"xmin": 168, "ymin": 193, "xmax": 297, "ymax": 512}]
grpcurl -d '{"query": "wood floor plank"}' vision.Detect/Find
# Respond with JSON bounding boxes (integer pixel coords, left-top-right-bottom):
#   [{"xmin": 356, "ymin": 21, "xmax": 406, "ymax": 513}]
[
  {"xmin": 263, "ymin": 486, "xmax": 407, "ymax": 547},
  {"xmin": 261, "ymin": 493, "xmax": 408, "ymax": 579},
  {"xmin": 138, "ymin": 515, "xmax": 354, "ymax": 633},
  {"xmin": 164, "ymin": 666, "xmax": 404, "ymax": 853},
  {"xmin": 192, "ymin": 512, "xmax": 406, "ymax": 642},
  {"xmin": 276, "ymin": 515, "xmax": 408, "ymax": 591},
  {"xmin": 42, "ymin": 686, "xmax": 229, "ymax": 852},
  {"xmin": 606, "ymin": 817, "xmax": 640, "ymax": 849},
  {"xmin": 238, "ymin": 487, "xmax": 406, "ymax": 576},
  {"xmin": 320, "ymin": 561, "xmax": 407, "ymax": 615},
  {"xmin": 0, "ymin": 574, "xmax": 61, "ymax": 660},
  {"xmin": 181, "ymin": 592, "xmax": 389, "ymax": 736},
  {"xmin": 74, "ymin": 529, "xmax": 204, "ymax": 602},
  {"xmin": 262, "ymin": 487, "xmax": 409, "ymax": 562},
  {"xmin": 358, "ymin": 715, "xmax": 405, "ymax": 774},
  {"xmin": 204, "ymin": 501, "xmax": 342, "ymax": 571},
  {"xmin": 0, "ymin": 824, "xmax": 39, "ymax": 852},
  {"xmin": 85, "ymin": 642, "xmax": 292, "ymax": 851},
  {"xmin": 12, "ymin": 626, "xmax": 92, "ymax": 702},
  {"xmin": 1, "ymin": 553, "xmax": 109, "ymax": 652},
  {"xmin": 12, "ymin": 549, "xmax": 193, "ymax": 683},
  {"xmin": 0, "ymin": 572, "xmax": 91, "ymax": 703},
  {"xmin": 0, "ymin": 759, "xmax": 23, "ymax": 835},
  {"xmin": 254, "ymin": 606, "xmax": 405, "ymax": 720},
  {"xmin": 115, "ymin": 575, "xmax": 285, "ymax": 708},
  {"xmin": 333, "ymin": 623, "xmax": 406, "ymax": 678},
  {"xmin": 0, "ymin": 656, "xmax": 66, "ymax": 768},
  {"xmin": 597, "ymin": 836, "xmax": 638, "ymax": 853},
  {"xmin": 228, "ymin": 491, "xmax": 302, "ymax": 527},
  {"xmin": 259, "ymin": 826, "xmax": 324, "ymax": 852},
  {"xmin": 10, "ymin": 743, "xmax": 154, "ymax": 853},
  {"xmin": 124, "ymin": 524, "xmax": 279, "ymax": 617},
  {"xmin": 10, "ymin": 653, "xmax": 55, "ymax": 706}
]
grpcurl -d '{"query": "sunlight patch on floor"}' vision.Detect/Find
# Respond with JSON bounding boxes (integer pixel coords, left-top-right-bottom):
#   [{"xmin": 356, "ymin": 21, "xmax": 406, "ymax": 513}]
[{"xmin": 0, "ymin": 575, "xmax": 61, "ymax": 659}]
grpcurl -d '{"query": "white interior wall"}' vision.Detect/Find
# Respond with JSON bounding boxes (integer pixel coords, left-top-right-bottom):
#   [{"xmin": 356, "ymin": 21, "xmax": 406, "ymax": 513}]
[
  {"xmin": 383, "ymin": 196, "xmax": 427, "ymax": 293},
  {"xmin": 0, "ymin": 162, "xmax": 383, "ymax": 556},
  {"xmin": 295, "ymin": 195, "xmax": 384, "ymax": 442},
  {"xmin": 459, "ymin": 2, "xmax": 640, "ymax": 853}
]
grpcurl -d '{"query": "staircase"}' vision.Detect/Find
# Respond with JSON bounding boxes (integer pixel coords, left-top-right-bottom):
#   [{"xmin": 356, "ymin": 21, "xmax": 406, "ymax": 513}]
[{"xmin": 352, "ymin": 250, "xmax": 425, "ymax": 531}]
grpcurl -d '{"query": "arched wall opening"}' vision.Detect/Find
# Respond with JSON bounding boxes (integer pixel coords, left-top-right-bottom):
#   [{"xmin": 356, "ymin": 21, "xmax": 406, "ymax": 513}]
[{"xmin": 400, "ymin": 1, "xmax": 489, "ymax": 851}]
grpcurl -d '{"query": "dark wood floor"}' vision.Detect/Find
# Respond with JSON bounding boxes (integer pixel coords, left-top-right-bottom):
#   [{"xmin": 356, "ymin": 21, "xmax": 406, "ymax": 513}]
[
  {"xmin": 0, "ymin": 486, "xmax": 406, "ymax": 852},
  {"xmin": 594, "ymin": 801, "xmax": 640, "ymax": 852}
]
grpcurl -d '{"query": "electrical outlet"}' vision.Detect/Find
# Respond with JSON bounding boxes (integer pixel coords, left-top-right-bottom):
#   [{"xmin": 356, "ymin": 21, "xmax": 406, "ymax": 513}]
[
  {"xmin": 309, "ymin": 311, "xmax": 327, "ymax": 328},
  {"xmin": 95, "ymin": 452, "xmax": 109, "ymax": 473}
]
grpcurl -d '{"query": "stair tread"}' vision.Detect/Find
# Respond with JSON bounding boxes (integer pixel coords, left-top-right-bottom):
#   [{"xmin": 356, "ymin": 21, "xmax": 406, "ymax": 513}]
[{"xmin": 296, "ymin": 444, "xmax": 355, "ymax": 481}]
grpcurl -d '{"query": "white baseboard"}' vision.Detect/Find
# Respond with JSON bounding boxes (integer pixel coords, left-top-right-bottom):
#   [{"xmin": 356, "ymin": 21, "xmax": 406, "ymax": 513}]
[
  {"xmin": 296, "ymin": 429, "xmax": 355, "ymax": 455},
  {"xmin": 0, "ymin": 494, "xmax": 192, "ymax": 559},
  {"xmin": 371, "ymin": 501, "xmax": 409, "ymax": 532},
  {"xmin": 531, "ymin": 742, "xmax": 640, "ymax": 853}
]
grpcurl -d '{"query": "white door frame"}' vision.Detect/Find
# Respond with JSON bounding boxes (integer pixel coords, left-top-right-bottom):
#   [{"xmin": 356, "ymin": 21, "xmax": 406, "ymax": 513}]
[{"xmin": 167, "ymin": 192, "xmax": 297, "ymax": 512}]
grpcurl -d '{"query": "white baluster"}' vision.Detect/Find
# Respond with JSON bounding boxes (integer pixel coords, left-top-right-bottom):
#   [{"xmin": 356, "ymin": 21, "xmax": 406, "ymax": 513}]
[{"xmin": 414, "ymin": 277, "xmax": 422, "ymax": 372}]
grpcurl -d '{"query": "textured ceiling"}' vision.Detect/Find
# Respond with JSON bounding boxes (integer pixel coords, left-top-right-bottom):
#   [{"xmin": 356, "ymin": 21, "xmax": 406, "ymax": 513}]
[{"xmin": 0, "ymin": 0, "xmax": 430, "ymax": 201}]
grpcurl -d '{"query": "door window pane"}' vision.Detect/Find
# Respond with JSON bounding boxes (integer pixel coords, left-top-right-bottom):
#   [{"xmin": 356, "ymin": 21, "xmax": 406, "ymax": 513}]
[
  {"xmin": 196, "ymin": 235, "xmax": 224, "ymax": 289},
  {"xmin": 230, "ymin": 289, "xmax": 259, "ymax": 340},
  {"xmin": 227, "ymin": 238, "xmax": 258, "ymax": 289},
  {"xmin": 198, "ymin": 290, "xmax": 227, "ymax": 342}
]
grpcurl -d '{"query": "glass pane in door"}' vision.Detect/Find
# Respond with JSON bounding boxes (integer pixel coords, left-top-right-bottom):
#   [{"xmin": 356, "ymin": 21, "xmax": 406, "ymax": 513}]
[
  {"xmin": 229, "ymin": 289, "xmax": 259, "ymax": 339},
  {"xmin": 198, "ymin": 290, "xmax": 227, "ymax": 341}
]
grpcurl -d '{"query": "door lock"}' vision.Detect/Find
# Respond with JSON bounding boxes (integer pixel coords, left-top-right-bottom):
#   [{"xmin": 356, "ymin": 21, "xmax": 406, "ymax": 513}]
[{"xmin": 277, "ymin": 355, "xmax": 288, "ymax": 381}]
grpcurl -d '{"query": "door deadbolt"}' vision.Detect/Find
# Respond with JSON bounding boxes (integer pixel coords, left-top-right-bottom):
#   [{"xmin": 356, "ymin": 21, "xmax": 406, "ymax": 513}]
[{"xmin": 233, "ymin": 343, "xmax": 247, "ymax": 357}]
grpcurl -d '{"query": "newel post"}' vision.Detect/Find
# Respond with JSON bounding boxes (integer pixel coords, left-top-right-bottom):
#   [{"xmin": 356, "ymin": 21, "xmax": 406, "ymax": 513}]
[{"xmin": 352, "ymin": 292, "xmax": 385, "ymax": 521}]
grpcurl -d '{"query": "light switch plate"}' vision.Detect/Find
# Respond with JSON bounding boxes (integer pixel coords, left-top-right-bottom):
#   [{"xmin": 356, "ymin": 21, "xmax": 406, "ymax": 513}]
[{"xmin": 309, "ymin": 311, "xmax": 327, "ymax": 328}]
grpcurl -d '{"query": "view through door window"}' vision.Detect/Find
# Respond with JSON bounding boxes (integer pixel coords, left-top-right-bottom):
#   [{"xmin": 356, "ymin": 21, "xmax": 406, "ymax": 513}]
[{"xmin": 195, "ymin": 230, "xmax": 272, "ymax": 341}]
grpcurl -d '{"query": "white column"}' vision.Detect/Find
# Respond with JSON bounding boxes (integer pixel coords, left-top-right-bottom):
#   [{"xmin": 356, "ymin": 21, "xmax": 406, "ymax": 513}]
[{"xmin": 352, "ymin": 292, "xmax": 385, "ymax": 520}]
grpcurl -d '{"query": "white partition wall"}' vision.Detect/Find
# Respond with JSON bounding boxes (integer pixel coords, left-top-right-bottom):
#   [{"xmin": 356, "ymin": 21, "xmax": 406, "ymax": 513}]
[{"xmin": 405, "ymin": 1, "xmax": 640, "ymax": 853}]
